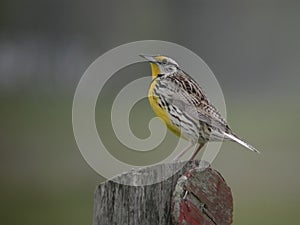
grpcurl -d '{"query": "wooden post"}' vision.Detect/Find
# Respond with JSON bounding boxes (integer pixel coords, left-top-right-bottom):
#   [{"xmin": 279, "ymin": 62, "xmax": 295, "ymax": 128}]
[{"xmin": 93, "ymin": 161, "xmax": 233, "ymax": 225}]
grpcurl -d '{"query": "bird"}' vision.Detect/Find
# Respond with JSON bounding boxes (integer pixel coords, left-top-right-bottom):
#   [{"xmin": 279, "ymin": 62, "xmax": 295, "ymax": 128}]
[{"xmin": 140, "ymin": 54, "xmax": 259, "ymax": 161}]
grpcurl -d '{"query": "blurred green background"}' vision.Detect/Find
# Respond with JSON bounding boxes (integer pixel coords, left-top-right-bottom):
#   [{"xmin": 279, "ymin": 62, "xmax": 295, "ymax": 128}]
[{"xmin": 1, "ymin": 1, "xmax": 300, "ymax": 225}]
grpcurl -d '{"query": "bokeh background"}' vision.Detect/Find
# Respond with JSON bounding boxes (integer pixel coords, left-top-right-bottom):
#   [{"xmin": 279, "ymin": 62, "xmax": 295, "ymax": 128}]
[{"xmin": 1, "ymin": 1, "xmax": 300, "ymax": 225}]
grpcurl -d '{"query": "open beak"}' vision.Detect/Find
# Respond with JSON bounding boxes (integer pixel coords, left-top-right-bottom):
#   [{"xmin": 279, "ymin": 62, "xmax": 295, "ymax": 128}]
[{"xmin": 139, "ymin": 54, "xmax": 157, "ymax": 63}]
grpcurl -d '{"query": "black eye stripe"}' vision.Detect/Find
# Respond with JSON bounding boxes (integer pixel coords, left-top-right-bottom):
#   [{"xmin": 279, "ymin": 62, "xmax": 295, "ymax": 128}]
[
  {"xmin": 157, "ymin": 59, "xmax": 179, "ymax": 68},
  {"xmin": 159, "ymin": 61, "xmax": 177, "ymax": 67}
]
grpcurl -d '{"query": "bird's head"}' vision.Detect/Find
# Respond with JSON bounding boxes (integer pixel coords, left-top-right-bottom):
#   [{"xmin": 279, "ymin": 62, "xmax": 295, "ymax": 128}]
[{"xmin": 140, "ymin": 54, "xmax": 179, "ymax": 79}]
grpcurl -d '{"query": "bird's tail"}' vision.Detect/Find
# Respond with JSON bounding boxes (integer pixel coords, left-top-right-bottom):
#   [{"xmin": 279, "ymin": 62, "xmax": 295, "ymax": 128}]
[{"xmin": 223, "ymin": 132, "xmax": 260, "ymax": 154}]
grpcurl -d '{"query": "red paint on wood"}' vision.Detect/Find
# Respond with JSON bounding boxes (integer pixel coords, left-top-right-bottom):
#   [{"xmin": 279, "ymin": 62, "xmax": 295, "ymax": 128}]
[
  {"xmin": 178, "ymin": 200, "xmax": 215, "ymax": 225},
  {"xmin": 172, "ymin": 165, "xmax": 233, "ymax": 225}
]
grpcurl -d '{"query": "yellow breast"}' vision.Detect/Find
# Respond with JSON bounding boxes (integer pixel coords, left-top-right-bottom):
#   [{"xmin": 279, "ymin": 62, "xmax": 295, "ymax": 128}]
[{"xmin": 148, "ymin": 79, "xmax": 181, "ymax": 137}]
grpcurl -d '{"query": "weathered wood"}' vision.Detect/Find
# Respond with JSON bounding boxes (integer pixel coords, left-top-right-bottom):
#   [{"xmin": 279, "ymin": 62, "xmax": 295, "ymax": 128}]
[
  {"xmin": 93, "ymin": 161, "xmax": 233, "ymax": 225},
  {"xmin": 172, "ymin": 167, "xmax": 233, "ymax": 225}
]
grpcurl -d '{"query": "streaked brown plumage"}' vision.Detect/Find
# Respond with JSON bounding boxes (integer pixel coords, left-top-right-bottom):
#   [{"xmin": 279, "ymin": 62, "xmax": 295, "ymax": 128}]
[{"xmin": 141, "ymin": 54, "xmax": 259, "ymax": 160}]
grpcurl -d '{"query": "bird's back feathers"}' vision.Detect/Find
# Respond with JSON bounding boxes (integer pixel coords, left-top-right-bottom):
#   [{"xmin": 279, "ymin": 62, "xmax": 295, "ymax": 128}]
[{"xmin": 152, "ymin": 70, "xmax": 259, "ymax": 153}]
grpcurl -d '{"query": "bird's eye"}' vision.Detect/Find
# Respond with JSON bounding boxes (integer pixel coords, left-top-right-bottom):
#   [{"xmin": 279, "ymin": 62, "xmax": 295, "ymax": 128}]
[
  {"xmin": 167, "ymin": 67, "xmax": 174, "ymax": 72},
  {"xmin": 162, "ymin": 58, "xmax": 168, "ymax": 64}
]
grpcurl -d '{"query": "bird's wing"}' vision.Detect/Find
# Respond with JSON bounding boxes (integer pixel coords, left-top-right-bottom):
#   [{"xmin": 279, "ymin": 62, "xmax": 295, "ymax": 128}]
[
  {"xmin": 156, "ymin": 71, "xmax": 260, "ymax": 153},
  {"xmin": 156, "ymin": 71, "xmax": 230, "ymax": 133}
]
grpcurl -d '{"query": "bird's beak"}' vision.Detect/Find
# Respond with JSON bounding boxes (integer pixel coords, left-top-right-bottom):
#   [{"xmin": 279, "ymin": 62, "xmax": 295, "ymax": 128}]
[{"xmin": 139, "ymin": 54, "xmax": 157, "ymax": 63}]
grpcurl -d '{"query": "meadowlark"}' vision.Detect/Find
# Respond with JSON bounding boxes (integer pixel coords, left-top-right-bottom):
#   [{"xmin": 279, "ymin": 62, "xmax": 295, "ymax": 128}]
[{"xmin": 141, "ymin": 54, "xmax": 259, "ymax": 161}]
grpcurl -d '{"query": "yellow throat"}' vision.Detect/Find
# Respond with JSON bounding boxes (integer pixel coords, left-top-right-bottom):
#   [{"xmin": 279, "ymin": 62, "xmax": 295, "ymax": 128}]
[
  {"xmin": 147, "ymin": 62, "xmax": 182, "ymax": 137},
  {"xmin": 150, "ymin": 63, "xmax": 161, "ymax": 79}
]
